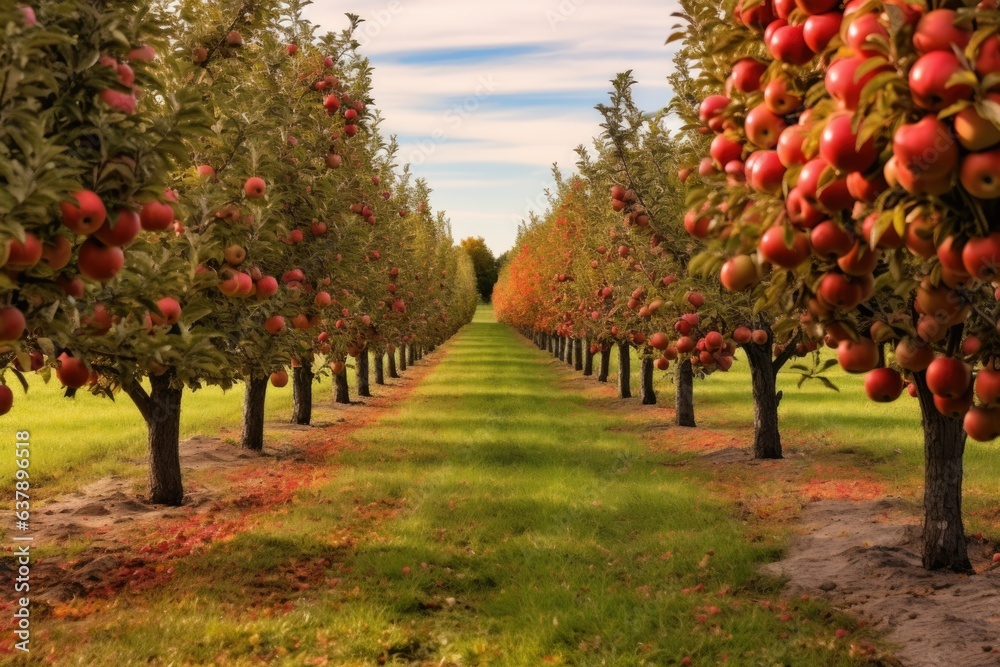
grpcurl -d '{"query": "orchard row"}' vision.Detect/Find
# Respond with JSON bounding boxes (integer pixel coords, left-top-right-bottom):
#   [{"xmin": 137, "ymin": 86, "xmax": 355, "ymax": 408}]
[
  {"xmin": 0, "ymin": 1, "xmax": 478, "ymax": 505},
  {"xmin": 495, "ymin": 0, "xmax": 1000, "ymax": 573}
]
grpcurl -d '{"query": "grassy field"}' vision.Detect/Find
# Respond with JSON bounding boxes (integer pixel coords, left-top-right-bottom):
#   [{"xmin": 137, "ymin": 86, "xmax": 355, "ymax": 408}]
[{"xmin": 17, "ymin": 307, "xmax": 878, "ymax": 665}]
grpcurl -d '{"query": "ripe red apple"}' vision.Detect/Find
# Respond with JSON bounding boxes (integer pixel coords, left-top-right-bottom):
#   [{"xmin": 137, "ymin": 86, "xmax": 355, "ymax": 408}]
[
  {"xmin": 961, "ymin": 232, "xmax": 1000, "ymax": 280},
  {"xmin": 810, "ymin": 220, "xmax": 854, "ymax": 259},
  {"xmin": 837, "ymin": 337, "xmax": 878, "ymax": 373},
  {"xmin": 819, "ymin": 271, "xmax": 869, "ymax": 309},
  {"xmin": 895, "ymin": 338, "xmax": 934, "ymax": 372},
  {"xmin": 281, "ymin": 269, "xmax": 305, "ymax": 284},
  {"xmin": 286, "ymin": 43, "xmax": 298, "ymax": 55},
  {"xmin": 223, "ymin": 245, "xmax": 246, "ymax": 266},
  {"xmin": 745, "ymin": 105, "xmax": 786, "ymax": 149},
  {"xmin": 846, "ymin": 170, "xmax": 887, "ymax": 203},
  {"xmin": 975, "ymin": 366, "xmax": 1000, "ymax": 406},
  {"xmin": 825, "ymin": 56, "xmax": 887, "ymax": 110},
  {"xmin": 759, "ymin": 226, "xmax": 810, "ymax": 268},
  {"xmin": 797, "ymin": 159, "xmax": 853, "ymax": 211},
  {"xmin": 265, "ymin": 316, "xmax": 286, "ymax": 334},
  {"xmin": 244, "ymin": 177, "xmax": 266, "ymax": 199},
  {"xmin": 865, "ymin": 368, "xmax": 903, "ymax": 402},
  {"xmin": 844, "ymin": 12, "xmax": 886, "ymax": 55},
  {"xmin": 311, "ymin": 220, "xmax": 328, "ymax": 236},
  {"xmin": 687, "ymin": 292, "xmax": 705, "ymax": 308},
  {"xmin": 78, "ymin": 239, "xmax": 124, "ymax": 281},
  {"xmin": 226, "ymin": 30, "xmax": 243, "ymax": 46},
  {"xmin": 0, "ymin": 306, "xmax": 26, "ymax": 341},
  {"xmin": 964, "ymin": 406, "xmax": 1000, "ymax": 442},
  {"xmin": 909, "ymin": 51, "xmax": 974, "ymax": 111},
  {"xmin": 128, "ymin": 44, "xmax": 156, "ymax": 62},
  {"xmin": 976, "ymin": 34, "xmax": 1000, "ymax": 79},
  {"xmin": 150, "ymin": 297, "xmax": 182, "ymax": 326},
  {"xmin": 786, "ymin": 188, "xmax": 824, "ymax": 229},
  {"xmin": 935, "ymin": 388, "xmax": 974, "ymax": 418},
  {"xmin": 94, "ymin": 208, "xmax": 141, "ymax": 247},
  {"xmin": 960, "ymin": 149, "xmax": 1000, "ymax": 199},
  {"xmin": 270, "ymin": 370, "xmax": 289, "ymax": 388},
  {"xmin": 748, "ymin": 150, "xmax": 787, "ymax": 194},
  {"xmin": 196, "ymin": 164, "xmax": 215, "ymax": 179},
  {"xmin": 769, "ymin": 24, "xmax": 814, "ymax": 64},
  {"xmin": 731, "ymin": 58, "xmax": 767, "ymax": 93},
  {"xmin": 699, "ymin": 94, "xmax": 730, "ymax": 131},
  {"xmin": 60, "ymin": 190, "xmax": 107, "ymax": 235},
  {"xmin": 710, "ymin": 134, "xmax": 743, "ymax": 166},
  {"xmin": 803, "ymin": 12, "xmax": 842, "ymax": 52},
  {"xmin": 903, "ymin": 213, "xmax": 938, "ymax": 258},
  {"xmin": 954, "ymin": 99, "xmax": 1000, "ymax": 151},
  {"xmin": 819, "ymin": 113, "xmax": 877, "ymax": 172},
  {"xmin": 837, "ymin": 241, "xmax": 879, "ymax": 275},
  {"xmin": 255, "ymin": 276, "xmax": 279, "ymax": 300},
  {"xmin": 314, "ymin": 291, "xmax": 332, "ymax": 307},
  {"xmin": 926, "ymin": 357, "xmax": 972, "ymax": 399},
  {"xmin": 41, "ymin": 235, "xmax": 72, "ymax": 270},
  {"xmin": 99, "ymin": 89, "xmax": 137, "ymax": 114},
  {"xmin": 192, "ymin": 47, "xmax": 208, "ymax": 64},
  {"xmin": 764, "ymin": 77, "xmax": 802, "ymax": 115},
  {"xmin": 752, "ymin": 329, "xmax": 769, "ymax": 345},
  {"xmin": 56, "ymin": 353, "xmax": 90, "ymax": 389},
  {"xmin": 139, "ymin": 200, "xmax": 174, "ymax": 231},
  {"xmin": 721, "ymin": 255, "xmax": 760, "ymax": 291},
  {"xmin": 913, "ymin": 9, "xmax": 970, "ymax": 54}
]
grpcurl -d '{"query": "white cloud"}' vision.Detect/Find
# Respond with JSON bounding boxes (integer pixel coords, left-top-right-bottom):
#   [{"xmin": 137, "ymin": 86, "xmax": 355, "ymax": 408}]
[{"xmin": 303, "ymin": 0, "xmax": 681, "ymax": 254}]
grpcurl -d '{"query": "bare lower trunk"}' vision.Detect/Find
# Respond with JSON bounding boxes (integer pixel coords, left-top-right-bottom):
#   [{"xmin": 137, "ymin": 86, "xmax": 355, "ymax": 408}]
[
  {"xmin": 408, "ymin": 344, "xmax": 415, "ymax": 366},
  {"xmin": 566, "ymin": 338, "xmax": 574, "ymax": 366},
  {"xmin": 240, "ymin": 375, "xmax": 268, "ymax": 452},
  {"xmin": 618, "ymin": 342, "xmax": 631, "ymax": 399},
  {"xmin": 574, "ymin": 339, "xmax": 583, "ymax": 372},
  {"xmin": 558, "ymin": 337, "xmax": 566, "ymax": 362},
  {"xmin": 676, "ymin": 358, "xmax": 696, "ymax": 428},
  {"xmin": 357, "ymin": 348, "xmax": 371, "ymax": 398},
  {"xmin": 583, "ymin": 337, "xmax": 594, "ymax": 377},
  {"xmin": 291, "ymin": 363, "xmax": 313, "ymax": 425},
  {"xmin": 374, "ymin": 352, "xmax": 385, "ymax": 385},
  {"xmin": 124, "ymin": 370, "xmax": 184, "ymax": 506},
  {"xmin": 388, "ymin": 349, "xmax": 399, "ymax": 378},
  {"xmin": 640, "ymin": 356, "xmax": 656, "ymax": 405},
  {"xmin": 743, "ymin": 341, "xmax": 782, "ymax": 459},
  {"xmin": 335, "ymin": 367, "xmax": 350, "ymax": 404},
  {"xmin": 548, "ymin": 335, "xmax": 555, "ymax": 354},
  {"xmin": 399, "ymin": 345, "xmax": 407, "ymax": 372},
  {"xmin": 914, "ymin": 372, "xmax": 972, "ymax": 572},
  {"xmin": 598, "ymin": 347, "xmax": 611, "ymax": 383}
]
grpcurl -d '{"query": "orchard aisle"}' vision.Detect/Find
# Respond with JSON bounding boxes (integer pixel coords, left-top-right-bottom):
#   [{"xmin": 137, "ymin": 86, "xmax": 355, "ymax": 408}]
[{"xmin": 34, "ymin": 307, "xmax": 875, "ymax": 666}]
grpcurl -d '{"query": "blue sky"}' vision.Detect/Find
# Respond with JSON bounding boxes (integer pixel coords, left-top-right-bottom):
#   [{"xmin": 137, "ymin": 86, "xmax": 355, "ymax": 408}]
[{"xmin": 303, "ymin": 1, "xmax": 678, "ymax": 255}]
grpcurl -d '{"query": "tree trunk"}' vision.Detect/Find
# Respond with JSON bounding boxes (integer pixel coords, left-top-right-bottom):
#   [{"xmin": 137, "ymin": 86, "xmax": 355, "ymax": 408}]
[
  {"xmin": 598, "ymin": 347, "xmax": 611, "ymax": 383},
  {"xmin": 408, "ymin": 343, "xmax": 415, "ymax": 366},
  {"xmin": 559, "ymin": 337, "xmax": 567, "ymax": 362},
  {"xmin": 574, "ymin": 339, "xmax": 583, "ymax": 372},
  {"xmin": 388, "ymin": 348, "xmax": 399, "ymax": 378},
  {"xmin": 374, "ymin": 352, "xmax": 385, "ymax": 385},
  {"xmin": 566, "ymin": 337, "xmax": 574, "ymax": 366},
  {"xmin": 914, "ymin": 371, "xmax": 972, "ymax": 572},
  {"xmin": 357, "ymin": 348, "xmax": 371, "ymax": 398},
  {"xmin": 291, "ymin": 362, "xmax": 313, "ymax": 425},
  {"xmin": 334, "ymin": 367, "xmax": 350, "ymax": 404},
  {"xmin": 548, "ymin": 335, "xmax": 554, "ymax": 354},
  {"xmin": 399, "ymin": 345, "xmax": 407, "ymax": 372},
  {"xmin": 124, "ymin": 370, "xmax": 184, "ymax": 506},
  {"xmin": 240, "ymin": 375, "xmax": 268, "ymax": 452},
  {"xmin": 583, "ymin": 337, "xmax": 594, "ymax": 377},
  {"xmin": 640, "ymin": 356, "xmax": 656, "ymax": 405},
  {"xmin": 743, "ymin": 342, "xmax": 782, "ymax": 459},
  {"xmin": 676, "ymin": 358, "xmax": 696, "ymax": 428},
  {"xmin": 618, "ymin": 342, "xmax": 631, "ymax": 399}
]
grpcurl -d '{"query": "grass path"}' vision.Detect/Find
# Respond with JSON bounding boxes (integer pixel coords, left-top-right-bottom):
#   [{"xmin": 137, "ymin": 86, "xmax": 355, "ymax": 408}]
[{"xmin": 31, "ymin": 308, "xmax": 877, "ymax": 666}]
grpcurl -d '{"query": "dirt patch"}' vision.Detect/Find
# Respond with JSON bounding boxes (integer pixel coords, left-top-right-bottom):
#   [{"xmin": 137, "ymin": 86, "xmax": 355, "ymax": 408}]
[{"xmin": 762, "ymin": 499, "xmax": 1000, "ymax": 667}]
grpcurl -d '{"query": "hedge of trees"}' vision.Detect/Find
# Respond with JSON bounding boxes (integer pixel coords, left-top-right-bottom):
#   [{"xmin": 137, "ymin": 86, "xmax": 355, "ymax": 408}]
[{"xmin": 0, "ymin": 0, "xmax": 478, "ymax": 505}]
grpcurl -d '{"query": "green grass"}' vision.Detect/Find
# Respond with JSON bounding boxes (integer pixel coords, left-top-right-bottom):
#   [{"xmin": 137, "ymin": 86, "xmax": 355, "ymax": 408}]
[{"xmin": 29, "ymin": 307, "xmax": 876, "ymax": 666}]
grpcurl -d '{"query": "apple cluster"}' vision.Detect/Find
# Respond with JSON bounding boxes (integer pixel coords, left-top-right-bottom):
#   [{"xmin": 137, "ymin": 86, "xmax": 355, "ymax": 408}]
[{"xmin": 686, "ymin": 0, "xmax": 1000, "ymax": 439}]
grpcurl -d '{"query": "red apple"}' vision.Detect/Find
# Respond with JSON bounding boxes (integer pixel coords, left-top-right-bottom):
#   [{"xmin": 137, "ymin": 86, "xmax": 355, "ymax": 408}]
[
  {"xmin": 244, "ymin": 177, "xmax": 266, "ymax": 199},
  {"xmin": 721, "ymin": 255, "xmax": 760, "ymax": 291},
  {"xmin": 819, "ymin": 113, "xmax": 877, "ymax": 172},
  {"xmin": 961, "ymin": 232, "xmax": 1000, "ymax": 280},
  {"xmin": 909, "ymin": 51, "xmax": 974, "ymax": 111},
  {"xmin": 837, "ymin": 337, "xmax": 879, "ymax": 373},
  {"xmin": 94, "ymin": 208, "xmax": 141, "ymax": 247},
  {"xmin": 960, "ymin": 149, "xmax": 1000, "ymax": 199},
  {"xmin": 810, "ymin": 220, "xmax": 854, "ymax": 259},
  {"xmin": 759, "ymin": 226, "xmax": 810, "ymax": 268},
  {"xmin": 0, "ymin": 385, "xmax": 12, "ymax": 415},
  {"xmin": 77, "ymin": 239, "xmax": 124, "ymax": 281},
  {"xmin": 150, "ymin": 297, "xmax": 182, "ymax": 326},
  {"xmin": 896, "ymin": 338, "xmax": 935, "ymax": 372},
  {"xmin": 732, "ymin": 58, "xmax": 767, "ymax": 93},
  {"xmin": 139, "ymin": 200, "xmax": 174, "ymax": 231},
  {"xmin": 40, "ymin": 235, "xmax": 72, "ymax": 270},
  {"xmin": 825, "ymin": 56, "xmax": 888, "ymax": 110},
  {"xmin": 865, "ymin": 368, "xmax": 903, "ymax": 402},
  {"xmin": 745, "ymin": 105, "xmax": 786, "ymax": 149},
  {"xmin": 964, "ymin": 406, "xmax": 1000, "ymax": 442},
  {"xmin": 804, "ymin": 12, "xmax": 842, "ymax": 52},
  {"xmin": 265, "ymin": 316, "xmax": 286, "ymax": 334},
  {"xmin": 926, "ymin": 357, "xmax": 972, "ymax": 399},
  {"xmin": 255, "ymin": 276, "xmax": 279, "ymax": 300},
  {"xmin": 56, "ymin": 353, "xmax": 90, "ymax": 389},
  {"xmin": 913, "ymin": 9, "xmax": 970, "ymax": 54},
  {"xmin": 60, "ymin": 190, "xmax": 106, "ymax": 235},
  {"xmin": 769, "ymin": 24, "xmax": 814, "ymax": 64},
  {"xmin": 0, "ymin": 306, "xmax": 26, "ymax": 341}
]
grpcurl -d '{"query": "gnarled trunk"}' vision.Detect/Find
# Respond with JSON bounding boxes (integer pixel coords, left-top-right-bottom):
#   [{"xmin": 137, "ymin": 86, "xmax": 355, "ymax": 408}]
[
  {"xmin": 388, "ymin": 348, "xmax": 399, "ymax": 378},
  {"xmin": 914, "ymin": 371, "xmax": 972, "ymax": 572},
  {"xmin": 676, "ymin": 358, "xmax": 696, "ymax": 428},
  {"xmin": 291, "ymin": 362, "xmax": 313, "ymax": 425},
  {"xmin": 583, "ymin": 337, "xmax": 594, "ymax": 377},
  {"xmin": 743, "ymin": 341, "xmax": 782, "ymax": 459},
  {"xmin": 334, "ymin": 367, "xmax": 350, "ymax": 404},
  {"xmin": 640, "ymin": 356, "xmax": 656, "ymax": 405},
  {"xmin": 618, "ymin": 342, "xmax": 631, "ymax": 399},
  {"xmin": 124, "ymin": 370, "xmax": 184, "ymax": 506},
  {"xmin": 598, "ymin": 347, "xmax": 611, "ymax": 383},
  {"xmin": 374, "ymin": 352, "xmax": 385, "ymax": 385},
  {"xmin": 240, "ymin": 375, "xmax": 269, "ymax": 452},
  {"xmin": 357, "ymin": 348, "xmax": 371, "ymax": 398}
]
